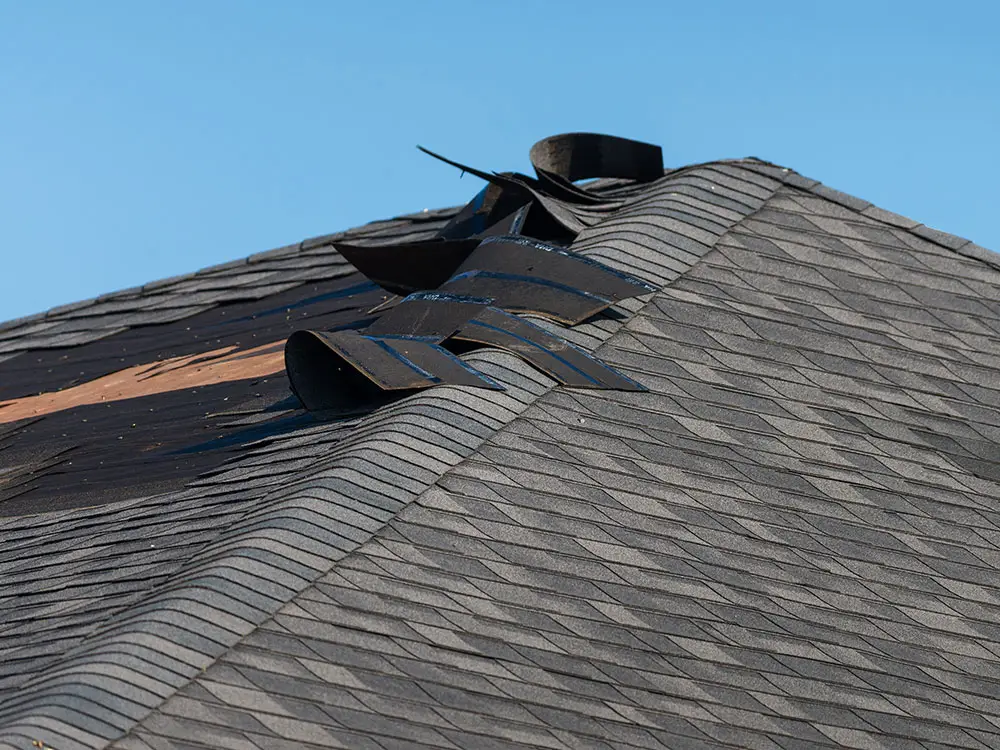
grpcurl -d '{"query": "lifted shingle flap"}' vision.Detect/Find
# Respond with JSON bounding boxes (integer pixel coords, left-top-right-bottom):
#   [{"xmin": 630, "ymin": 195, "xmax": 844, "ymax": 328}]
[
  {"xmin": 419, "ymin": 132, "xmax": 665, "ymax": 238},
  {"xmin": 364, "ymin": 291, "xmax": 492, "ymax": 338},
  {"xmin": 333, "ymin": 237, "xmax": 479, "ymax": 296},
  {"xmin": 443, "ymin": 235, "xmax": 657, "ymax": 325},
  {"xmin": 530, "ymin": 132, "xmax": 665, "ymax": 183},
  {"xmin": 451, "ymin": 307, "xmax": 646, "ymax": 391},
  {"xmin": 284, "ymin": 327, "xmax": 504, "ymax": 415}
]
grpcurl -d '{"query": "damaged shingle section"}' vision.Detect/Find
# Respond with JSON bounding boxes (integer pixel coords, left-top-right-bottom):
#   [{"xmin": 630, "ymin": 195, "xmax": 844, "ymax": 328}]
[{"xmin": 120, "ymin": 179, "xmax": 1000, "ymax": 750}]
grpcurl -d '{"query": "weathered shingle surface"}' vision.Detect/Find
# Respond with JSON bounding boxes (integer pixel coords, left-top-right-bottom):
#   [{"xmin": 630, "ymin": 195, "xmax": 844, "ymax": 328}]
[{"xmin": 2, "ymin": 158, "xmax": 1000, "ymax": 750}]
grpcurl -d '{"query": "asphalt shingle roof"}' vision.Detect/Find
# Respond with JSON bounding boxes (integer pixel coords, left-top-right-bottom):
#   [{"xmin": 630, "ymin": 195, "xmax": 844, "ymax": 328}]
[{"xmin": 1, "ymin": 141, "xmax": 999, "ymax": 750}]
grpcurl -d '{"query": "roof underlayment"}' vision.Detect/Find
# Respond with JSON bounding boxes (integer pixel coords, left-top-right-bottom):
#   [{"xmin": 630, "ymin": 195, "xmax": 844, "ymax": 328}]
[{"xmin": 1, "ymin": 137, "xmax": 1000, "ymax": 750}]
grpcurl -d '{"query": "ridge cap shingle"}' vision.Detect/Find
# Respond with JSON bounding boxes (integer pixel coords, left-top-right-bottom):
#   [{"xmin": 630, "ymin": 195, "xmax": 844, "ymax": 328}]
[{"xmin": 729, "ymin": 159, "xmax": 999, "ymax": 272}]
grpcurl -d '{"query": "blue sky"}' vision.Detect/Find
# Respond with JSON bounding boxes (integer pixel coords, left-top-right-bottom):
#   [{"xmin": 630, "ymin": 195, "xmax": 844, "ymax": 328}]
[{"xmin": 1, "ymin": 1, "xmax": 997, "ymax": 322}]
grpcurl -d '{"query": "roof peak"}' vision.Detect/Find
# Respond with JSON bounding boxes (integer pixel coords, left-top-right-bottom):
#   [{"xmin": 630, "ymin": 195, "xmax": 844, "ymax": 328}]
[{"xmin": 3, "ymin": 152, "xmax": 996, "ymax": 344}]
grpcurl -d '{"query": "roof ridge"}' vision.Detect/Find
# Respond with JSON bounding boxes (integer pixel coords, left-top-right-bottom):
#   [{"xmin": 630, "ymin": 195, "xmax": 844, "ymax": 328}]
[
  {"xmin": 6, "ymin": 157, "xmax": 996, "ymax": 345},
  {"xmin": 730, "ymin": 160, "xmax": 1000, "ymax": 272}
]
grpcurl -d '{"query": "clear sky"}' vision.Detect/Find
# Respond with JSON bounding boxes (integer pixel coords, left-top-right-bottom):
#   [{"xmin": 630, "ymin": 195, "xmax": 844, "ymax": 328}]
[{"xmin": 1, "ymin": 1, "xmax": 997, "ymax": 323}]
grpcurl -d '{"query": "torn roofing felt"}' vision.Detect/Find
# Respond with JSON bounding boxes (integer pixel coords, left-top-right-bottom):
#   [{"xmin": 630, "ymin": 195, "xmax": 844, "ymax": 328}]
[{"xmin": 1, "ymin": 132, "xmax": 1000, "ymax": 750}]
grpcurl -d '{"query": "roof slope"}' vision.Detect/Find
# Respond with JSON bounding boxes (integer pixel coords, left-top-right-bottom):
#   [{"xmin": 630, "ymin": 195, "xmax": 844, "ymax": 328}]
[{"xmin": 2, "ymin": 148, "xmax": 1000, "ymax": 750}]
